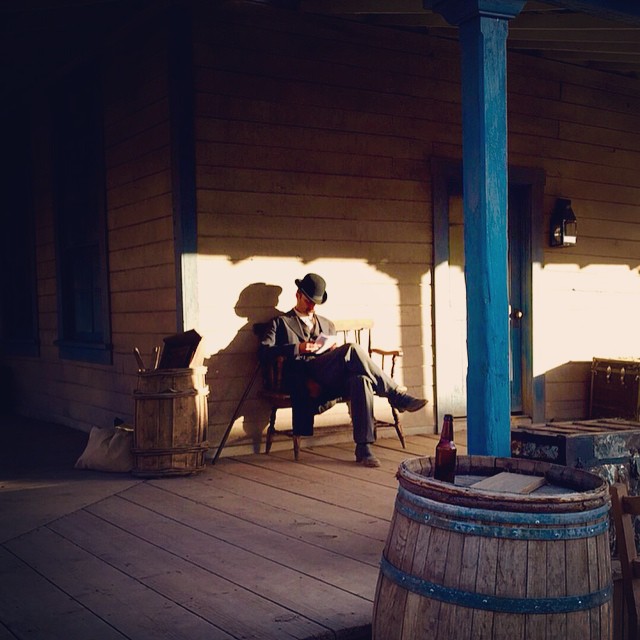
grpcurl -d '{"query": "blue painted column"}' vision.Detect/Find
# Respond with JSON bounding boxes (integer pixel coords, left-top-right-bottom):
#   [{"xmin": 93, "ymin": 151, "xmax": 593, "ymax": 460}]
[{"xmin": 434, "ymin": 0, "xmax": 524, "ymax": 456}]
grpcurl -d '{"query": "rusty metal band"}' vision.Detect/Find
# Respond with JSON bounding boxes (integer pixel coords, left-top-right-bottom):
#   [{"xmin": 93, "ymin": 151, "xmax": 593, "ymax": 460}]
[
  {"xmin": 380, "ymin": 556, "xmax": 612, "ymax": 614},
  {"xmin": 396, "ymin": 486, "xmax": 610, "ymax": 540}
]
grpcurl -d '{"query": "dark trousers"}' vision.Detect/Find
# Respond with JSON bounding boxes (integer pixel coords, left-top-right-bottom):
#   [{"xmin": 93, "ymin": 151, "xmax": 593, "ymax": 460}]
[{"xmin": 291, "ymin": 343, "xmax": 398, "ymax": 443}]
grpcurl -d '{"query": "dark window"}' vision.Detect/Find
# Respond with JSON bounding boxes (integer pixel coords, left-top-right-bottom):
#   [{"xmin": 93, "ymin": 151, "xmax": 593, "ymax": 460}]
[
  {"xmin": 52, "ymin": 64, "xmax": 111, "ymax": 364},
  {"xmin": 0, "ymin": 108, "xmax": 39, "ymax": 356}
]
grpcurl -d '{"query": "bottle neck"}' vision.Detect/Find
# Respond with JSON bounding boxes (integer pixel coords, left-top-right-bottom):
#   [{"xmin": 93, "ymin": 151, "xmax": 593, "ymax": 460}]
[{"xmin": 440, "ymin": 415, "xmax": 454, "ymax": 441}]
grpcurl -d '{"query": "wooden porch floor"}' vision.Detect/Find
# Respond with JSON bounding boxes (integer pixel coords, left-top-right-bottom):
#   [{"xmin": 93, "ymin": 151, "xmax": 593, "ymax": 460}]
[{"xmin": 0, "ymin": 418, "xmax": 467, "ymax": 640}]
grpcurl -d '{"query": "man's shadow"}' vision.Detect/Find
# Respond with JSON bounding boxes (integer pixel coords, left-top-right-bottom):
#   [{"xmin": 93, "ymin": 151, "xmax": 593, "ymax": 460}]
[{"xmin": 206, "ymin": 283, "xmax": 284, "ymax": 456}]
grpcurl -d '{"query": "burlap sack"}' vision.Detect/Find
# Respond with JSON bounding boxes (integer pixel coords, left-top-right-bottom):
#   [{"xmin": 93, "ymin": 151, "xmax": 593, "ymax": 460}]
[{"xmin": 74, "ymin": 425, "xmax": 134, "ymax": 472}]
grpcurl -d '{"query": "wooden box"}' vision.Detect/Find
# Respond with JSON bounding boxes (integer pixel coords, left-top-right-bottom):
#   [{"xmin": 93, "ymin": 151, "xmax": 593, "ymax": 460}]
[
  {"xmin": 590, "ymin": 357, "xmax": 640, "ymax": 421},
  {"xmin": 511, "ymin": 418, "xmax": 640, "ymax": 468}
]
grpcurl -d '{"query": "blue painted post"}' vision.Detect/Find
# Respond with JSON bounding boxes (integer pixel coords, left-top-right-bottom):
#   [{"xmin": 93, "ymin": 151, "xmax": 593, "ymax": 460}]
[{"xmin": 434, "ymin": 0, "xmax": 524, "ymax": 456}]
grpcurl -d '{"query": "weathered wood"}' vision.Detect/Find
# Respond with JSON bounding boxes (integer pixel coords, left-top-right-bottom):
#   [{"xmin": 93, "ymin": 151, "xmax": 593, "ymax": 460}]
[
  {"xmin": 470, "ymin": 471, "xmax": 546, "ymax": 494},
  {"xmin": 4, "ymin": 528, "xmax": 229, "ymax": 640},
  {"xmin": 79, "ymin": 496, "xmax": 376, "ymax": 628},
  {"xmin": 6, "ymin": 432, "xmax": 456, "ymax": 640},
  {"xmin": 133, "ymin": 367, "xmax": 209, "ymax": 476},
  {"xmin": 124, "ymin": 481, "xmax": 384, "ymax": 583},
  {"xmin": 232, "ymin": 453, "xmax": 398, "ymax": 516},
  {"xmin": 372, "ymin": 455, "xmax": 612, "ymax": 639},
  {"xmin": 456, "ymin": 8, "xmax": 514, "ymax": 457},
  {"xmin": 47, "ymin": 509, "xmax": 326, "ymax": 639}
]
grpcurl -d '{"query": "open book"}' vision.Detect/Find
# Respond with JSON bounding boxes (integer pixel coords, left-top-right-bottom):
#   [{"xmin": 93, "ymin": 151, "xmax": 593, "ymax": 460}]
[{"xmin": 314, "ymin": 332, "xmax": 338, "ymax": 354}]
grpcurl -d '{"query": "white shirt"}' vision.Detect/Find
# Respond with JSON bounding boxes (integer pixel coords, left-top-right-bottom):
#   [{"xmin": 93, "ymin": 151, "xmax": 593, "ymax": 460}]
[{"xmin": 294, "ymin": 309, "xmax": 315, "ymax": 331}]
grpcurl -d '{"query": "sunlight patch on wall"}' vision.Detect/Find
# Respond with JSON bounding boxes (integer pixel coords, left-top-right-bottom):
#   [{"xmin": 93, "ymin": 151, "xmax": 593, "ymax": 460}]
[
  {"xmin": 196, "ymin": 255, "xmax": 402, "ymax": 357},
  {"xmin": 534, "ymin": 262, "xmax": 640, "ymax": 376}
]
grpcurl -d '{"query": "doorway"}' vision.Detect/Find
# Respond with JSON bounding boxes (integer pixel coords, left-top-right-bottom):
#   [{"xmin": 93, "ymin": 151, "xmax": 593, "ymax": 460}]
[{"xmin": 432, "ymin": 160, "xmax": 544, "ymax": 426}]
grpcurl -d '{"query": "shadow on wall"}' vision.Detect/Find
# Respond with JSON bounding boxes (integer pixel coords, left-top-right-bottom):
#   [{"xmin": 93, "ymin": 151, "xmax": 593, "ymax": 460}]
[
  {"xmin": 205, "ymin": 282, "xmax": 284, "ymax": 454},
  {"xmin": 544, "ymin": 360, "xmax": 592, "ymax": 422}
]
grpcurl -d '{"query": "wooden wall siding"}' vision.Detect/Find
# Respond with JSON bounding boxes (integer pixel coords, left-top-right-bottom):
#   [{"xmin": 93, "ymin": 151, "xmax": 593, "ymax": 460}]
[
  {"xmin": 507, "ymin": 50, "xmax": 640, "ymax": 422},
  {"xmin": 5, "ymin": 2, "xmax": 640, "ymax": 440},
  {"xmin": 103, "ymin": 23, "xmax": 176, "ymax": 422},
  {"xmin": 6, "ymin": 20, "xmax": 176, "ymax": 433},
  {"xmin": 544, "ymin": 361, "xmax": 592, "ymax": 422},
  {"xmin": 192, "ymin": 5, "xmax": 455, "ymax": 448},
  {"xmin": 192, "ymin": 4, "xmax": 640, "ymax": 450}
]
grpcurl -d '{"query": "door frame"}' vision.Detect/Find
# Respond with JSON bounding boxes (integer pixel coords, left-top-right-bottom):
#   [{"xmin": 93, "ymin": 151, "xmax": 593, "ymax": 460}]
[{"xmin": 432, "ymin": 158, "xmax": 545, "ymax": 428}]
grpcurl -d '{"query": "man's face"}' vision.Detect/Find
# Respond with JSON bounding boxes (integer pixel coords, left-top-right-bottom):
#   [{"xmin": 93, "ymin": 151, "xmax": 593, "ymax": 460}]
[{"xmin": 295, "ymin": 290, "xmax": 316, "ymax": 315}]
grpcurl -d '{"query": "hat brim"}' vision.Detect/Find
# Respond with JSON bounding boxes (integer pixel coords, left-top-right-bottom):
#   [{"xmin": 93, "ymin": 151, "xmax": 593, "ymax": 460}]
[{"xmin": 295, "ymin": 278, "xmax": 327, "ymax": 304}]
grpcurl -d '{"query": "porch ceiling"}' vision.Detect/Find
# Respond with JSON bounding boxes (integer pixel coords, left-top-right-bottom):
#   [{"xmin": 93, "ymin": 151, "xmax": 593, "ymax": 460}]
[
  {"xmin": 296, "ymin": 0, "xmax": 640, "ymax": 78},
  {"xmin": 0, "ymin": 0, "xmax": 639, "ymax": 109}
]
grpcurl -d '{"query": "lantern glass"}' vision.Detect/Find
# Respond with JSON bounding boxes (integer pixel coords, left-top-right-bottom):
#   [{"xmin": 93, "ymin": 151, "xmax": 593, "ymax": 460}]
[{"xmin": 550, "ymin": 198, "xmax": 577, "ymax": 247}]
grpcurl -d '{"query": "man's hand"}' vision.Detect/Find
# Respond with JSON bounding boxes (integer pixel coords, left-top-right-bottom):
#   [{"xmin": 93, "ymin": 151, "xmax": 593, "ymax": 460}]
[{"xmin": 299, "ymin": 341, "xmax": 320, "ymax": 354}]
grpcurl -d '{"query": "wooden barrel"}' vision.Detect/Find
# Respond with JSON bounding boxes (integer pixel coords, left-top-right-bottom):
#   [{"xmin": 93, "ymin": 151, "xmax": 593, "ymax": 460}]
[
  {"xmin": 372, "ymin": 455, "xmax": 612, "ymax": 640},
  {"xmin": 132, "ymin": 367, "xmax": 209, "ymax": 477}
]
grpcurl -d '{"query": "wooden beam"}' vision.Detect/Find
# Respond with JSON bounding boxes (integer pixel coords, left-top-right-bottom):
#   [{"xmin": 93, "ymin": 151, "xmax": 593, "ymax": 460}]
[
  {"xmin": 537, "ymin": 0, "xmax": 640, "ymax": 25},
  {"xmin": 508, "ymin": 40, "xmax": 640, "ymax": 54},
  {"xmin": 299, "ymin": 0, "xmax": 425, "ymax": 14},
  {"xmin": 434, "ymin": 0, "xmax": 524, "ymax": 456},
  {"xmin": 357, "ymin": 13, "xmax": 450, "ymax": 27},
  {"xmin": 460, "ymin": 15, "xmax": 512, "ymax": 456},
  {"xmin": 532, "ymin": 49, "xmax": 640, "ymax": 61},
  {"xmin": 512, "ymin": 13, "xmax": 640, "ymax": 29},
  {"xmin": 507, "ymin": 30, "xmax": 640, "ymax": 44}
]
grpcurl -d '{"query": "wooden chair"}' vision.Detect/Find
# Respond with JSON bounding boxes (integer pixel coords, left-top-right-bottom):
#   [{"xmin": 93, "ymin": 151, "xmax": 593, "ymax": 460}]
[
  {"xmin": 255, "ymin": 318, "xmax": 406, "ymax": 460},
  {"xmin": 610, "ymin": 482, "xmax": 640, "ymax": 639}
]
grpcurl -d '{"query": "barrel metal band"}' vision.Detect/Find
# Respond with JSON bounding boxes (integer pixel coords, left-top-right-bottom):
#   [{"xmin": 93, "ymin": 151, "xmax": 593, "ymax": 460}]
[
  {"xmin": 395, "ymin": 497, "xmax": 608, "ymax": 540},
  {"xmin": 380, "ymin": 556, "xmax": 612, "ymax": 614},
  {"xmin": 397, "ymin": 486, "xmax": 609, "ymax": 538}
]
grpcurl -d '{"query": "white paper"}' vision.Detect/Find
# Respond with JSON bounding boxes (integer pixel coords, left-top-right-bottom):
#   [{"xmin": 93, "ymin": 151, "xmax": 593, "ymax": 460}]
[{"xmin": 314, "ymin": 333, "xmax": 338, "ymax": 354}]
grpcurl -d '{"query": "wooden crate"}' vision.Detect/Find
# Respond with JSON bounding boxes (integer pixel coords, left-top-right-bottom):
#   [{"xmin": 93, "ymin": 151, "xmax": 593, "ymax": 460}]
[{"xmin": 511, "ymin": 418, "xmax": 640, "ymax": 468}]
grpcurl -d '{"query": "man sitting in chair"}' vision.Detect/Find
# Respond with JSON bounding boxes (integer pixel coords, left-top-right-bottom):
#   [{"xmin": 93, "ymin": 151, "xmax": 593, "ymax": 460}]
[{"xmin": 259, "ymin": 273, "xmax": 427, "ymax": 467}]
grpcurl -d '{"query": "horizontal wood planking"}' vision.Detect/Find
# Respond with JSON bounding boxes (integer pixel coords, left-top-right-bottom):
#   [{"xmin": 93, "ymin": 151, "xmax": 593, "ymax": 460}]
[
  {"xmin": 199, "ymin": 212, "xmax": 431, "ymax": 245},
  {"xmin": 197, "ymin": 141, "xmax": 430, "ymax": 182},
  {"xmin": 198, "ymin": 189, "xmax": 431, "ymax": 221},
  {"xmin": 103, "ymin": 20, "xmax": 177, "ymax": 384},
  {"xmin": 8, "ymin": 2, "xmax": 640, "ymax": 438},
  {"xmin": 7, "ymin": 24, "xmax": 178, "ymax": 431},
  {"xmin": 3, "ymin": 437, "xmax": 445, "ymax": 639},
  {"xmin": 196, "ymin": 102, "xmax": 445, "ymax": 157}
]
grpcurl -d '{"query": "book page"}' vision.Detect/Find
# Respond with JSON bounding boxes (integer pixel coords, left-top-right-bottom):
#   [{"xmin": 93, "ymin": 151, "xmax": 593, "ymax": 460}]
[{"xmin": 314, "ymin": 333, "xmax": 338, "ymax": 354}]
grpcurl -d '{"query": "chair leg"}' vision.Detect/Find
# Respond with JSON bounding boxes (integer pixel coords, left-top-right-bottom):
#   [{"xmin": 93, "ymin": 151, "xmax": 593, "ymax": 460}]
[
  {"xmin": 293, "ymin": 435, "xmax": 301, "ymax": 461},
  {"xmin": 265, "ymin": 407, "xmax": 278, "ymax": 454},
  {"xmin": 392, "ymin": 406, "xmax": 406, "ymax": 448}
]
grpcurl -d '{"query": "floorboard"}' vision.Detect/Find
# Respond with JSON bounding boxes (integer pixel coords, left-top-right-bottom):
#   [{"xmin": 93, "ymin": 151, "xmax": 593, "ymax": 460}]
[
  {"xmin": 102, "ymin": 484, "xmax": 378, "ymax": 598},
  {"xmin": 217, "ymin": 456, "xmax": 397, "ymax": 521},
  {"xmin": 141, "ymin": 477, "xmax": 388, "ymax": 566},
  {"xmin": 48, "ymin": 508, "xmax": 328, "ymax": 639},
  {"xmin": 1, "ymin": 421, "xmax": 446, "ymax": 640},
  {"xmin": 0, "ymin": 543, "xmax": 129, "ymax": 640}
]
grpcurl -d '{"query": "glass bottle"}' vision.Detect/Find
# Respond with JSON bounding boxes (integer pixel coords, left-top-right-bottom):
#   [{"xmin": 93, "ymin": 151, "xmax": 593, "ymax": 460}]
[{"xmin": 434, "ymin": 414, "xmax": 456, "ymax": 483}]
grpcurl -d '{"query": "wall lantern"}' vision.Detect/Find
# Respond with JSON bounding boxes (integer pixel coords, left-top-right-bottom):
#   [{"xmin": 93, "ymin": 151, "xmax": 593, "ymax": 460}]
[{"xmin": 550, "ymin": 198, "xmax": 577, "ymax": 247}]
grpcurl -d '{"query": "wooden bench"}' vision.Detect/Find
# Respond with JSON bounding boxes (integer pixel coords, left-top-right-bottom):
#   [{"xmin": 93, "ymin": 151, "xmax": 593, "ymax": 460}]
[{"xmin": 256, "ymin": 318, "xmax": 406, "ymax": 460}]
